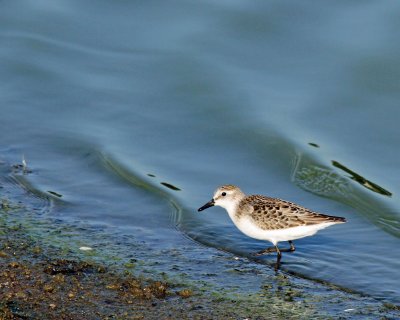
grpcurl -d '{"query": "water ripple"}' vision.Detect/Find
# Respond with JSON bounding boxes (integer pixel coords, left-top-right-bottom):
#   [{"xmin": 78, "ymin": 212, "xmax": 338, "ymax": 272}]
[
  {"xmin": 292, "ymin": 150, "xmax": 399, "ymax": 238},
  {"xmin": 97, "ymin": 152, "xmax": 183, "ymax": 226}
]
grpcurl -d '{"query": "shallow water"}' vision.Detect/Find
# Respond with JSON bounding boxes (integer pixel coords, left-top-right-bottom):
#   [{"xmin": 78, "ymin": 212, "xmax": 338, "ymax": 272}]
[{"xmin": 1, "ymin": 0, "xmax": 400, "ymax": 306}]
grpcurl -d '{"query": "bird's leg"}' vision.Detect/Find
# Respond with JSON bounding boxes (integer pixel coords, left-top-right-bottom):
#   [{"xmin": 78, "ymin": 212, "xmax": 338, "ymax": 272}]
[
  {"xmin": 274, "ymin": 246, "xmax": 282, "ymax": 271},
  {"xmin": 254, "ymin": 241, "xmax": 295, "ymax": 256},
  {"xmin": 278, "ymin": 240, "xmax": 296, "ymax": 252}
]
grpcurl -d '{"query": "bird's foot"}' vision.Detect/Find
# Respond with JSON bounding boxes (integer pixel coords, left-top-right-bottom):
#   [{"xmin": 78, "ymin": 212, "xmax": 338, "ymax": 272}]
[{"xmin": 252, "ymin": 247, "xmax": 277, "ymax": 256}]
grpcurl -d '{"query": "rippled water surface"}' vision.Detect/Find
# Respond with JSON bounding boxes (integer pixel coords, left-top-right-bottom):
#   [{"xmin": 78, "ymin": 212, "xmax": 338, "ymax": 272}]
[{"xmin": 1, "ymin": 0, "xmax": 400, "ymax": 305}]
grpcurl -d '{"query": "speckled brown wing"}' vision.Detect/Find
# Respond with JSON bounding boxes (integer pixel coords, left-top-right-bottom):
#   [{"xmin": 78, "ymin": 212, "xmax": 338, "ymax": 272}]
[{"xmin": 238, "ymin": 195, "xmax": 346, "ymax": 230}]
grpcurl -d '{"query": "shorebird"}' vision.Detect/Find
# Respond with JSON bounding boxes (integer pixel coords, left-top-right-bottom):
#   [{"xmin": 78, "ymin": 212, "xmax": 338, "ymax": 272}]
[{"xmin": 198, "ymin": 185, "xmax": 346, "ymax": 270}]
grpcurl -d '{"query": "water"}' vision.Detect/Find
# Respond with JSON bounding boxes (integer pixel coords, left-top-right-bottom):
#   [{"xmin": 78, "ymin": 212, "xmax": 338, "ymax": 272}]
[{"xmin": 1, "ymin": 0, "xmax": 400, "ymax": 306}]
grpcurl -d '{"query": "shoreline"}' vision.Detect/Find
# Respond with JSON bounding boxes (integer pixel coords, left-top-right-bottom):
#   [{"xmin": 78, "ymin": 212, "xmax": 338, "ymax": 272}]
[
  {"xmin": 0, "ymin": 162, "xmax": 399, "ymax": 319},
  {"xmin": 0, "ymin": 203, "xmax": 315, "ymax": 319}
]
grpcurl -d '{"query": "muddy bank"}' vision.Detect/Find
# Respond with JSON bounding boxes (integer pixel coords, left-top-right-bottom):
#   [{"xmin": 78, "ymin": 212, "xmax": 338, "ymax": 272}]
[
  {"xmin": 0, "ymin": 217, "xmax": 317, "ymax": 320},
  {"xmin": 0, "ymin": 225, "xmax": 172, "ymax": 319},
  {"xmin": 0, "ymin": 191, "xmax": 319, "ymax": 320}
]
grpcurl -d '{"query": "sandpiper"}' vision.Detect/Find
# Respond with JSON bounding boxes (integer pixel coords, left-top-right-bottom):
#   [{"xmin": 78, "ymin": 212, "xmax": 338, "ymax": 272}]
[{"xmin": 198, "ymin": 185, "xmax": 346, "ymax": 270}]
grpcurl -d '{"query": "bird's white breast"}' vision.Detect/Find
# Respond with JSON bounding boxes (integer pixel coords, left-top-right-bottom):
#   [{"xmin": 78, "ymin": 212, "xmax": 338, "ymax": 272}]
[{"xmin": 232, "ymin": 216, "xmax": 338, "ymax": 245}]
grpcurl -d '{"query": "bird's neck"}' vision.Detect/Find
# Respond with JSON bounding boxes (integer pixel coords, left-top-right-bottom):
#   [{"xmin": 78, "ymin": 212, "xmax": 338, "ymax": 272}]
[
  {"xmin": 223, "ymin": 195, "xmax": 245, "ymax": 221},
  {"xmin": 223, "ymin": 201, "xmax": 239, "ymax": 217}
]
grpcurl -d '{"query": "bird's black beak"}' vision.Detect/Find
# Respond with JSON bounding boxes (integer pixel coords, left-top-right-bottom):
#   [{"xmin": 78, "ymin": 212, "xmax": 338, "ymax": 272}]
[{"xmin": 198, "ymin": 199, "xmax": 215, "ymax": 212}]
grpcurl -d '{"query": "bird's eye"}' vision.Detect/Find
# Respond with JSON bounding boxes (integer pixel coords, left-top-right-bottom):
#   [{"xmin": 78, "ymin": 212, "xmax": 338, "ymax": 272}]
[{"xmin": 222, "ymin": 192, "xmax": 226, "ymax": 196}]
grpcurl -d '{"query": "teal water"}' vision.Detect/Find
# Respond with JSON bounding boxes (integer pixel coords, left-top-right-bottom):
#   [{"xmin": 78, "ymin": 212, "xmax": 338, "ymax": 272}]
[{"xmin": 1, "ymin": 0, "xmax": 399, "ymax": 305}]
